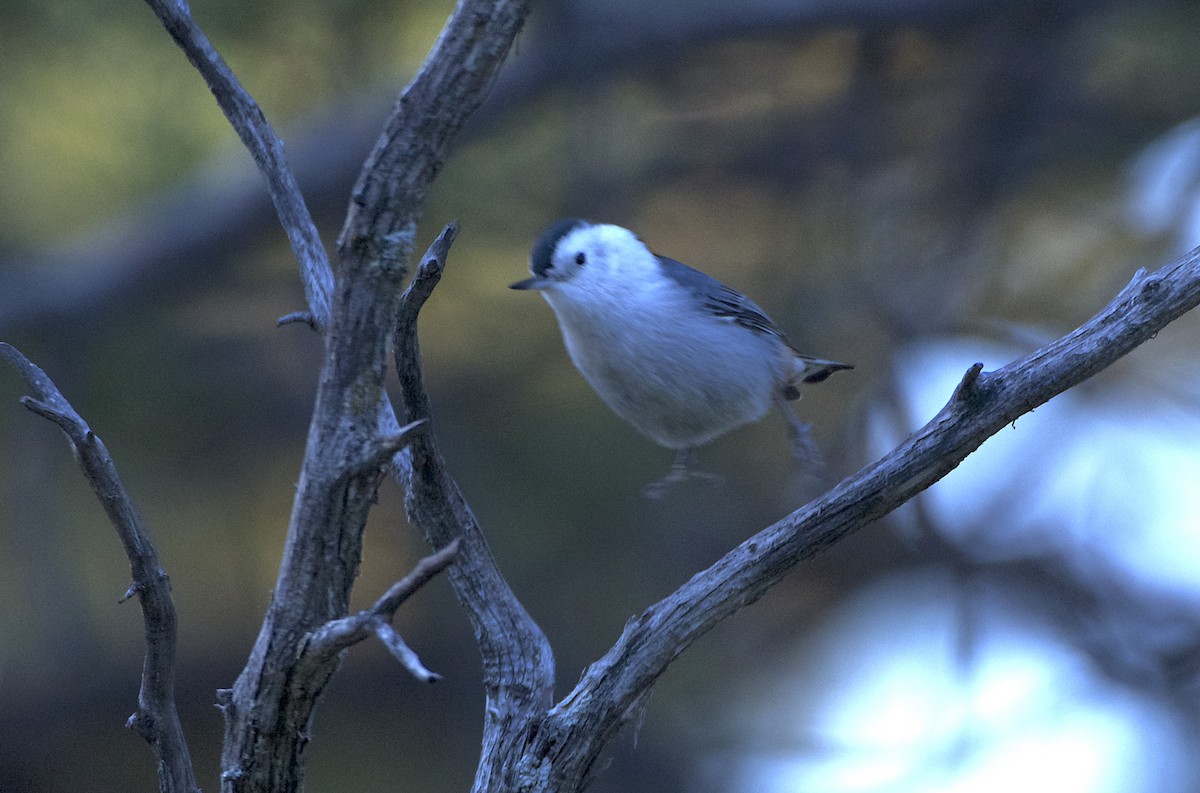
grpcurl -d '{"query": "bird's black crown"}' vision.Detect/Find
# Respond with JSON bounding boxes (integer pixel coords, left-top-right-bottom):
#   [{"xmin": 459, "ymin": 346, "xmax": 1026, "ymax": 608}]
[{"xmin": 530, "ymin": 218, "xmax": 587, "ymax": 277}]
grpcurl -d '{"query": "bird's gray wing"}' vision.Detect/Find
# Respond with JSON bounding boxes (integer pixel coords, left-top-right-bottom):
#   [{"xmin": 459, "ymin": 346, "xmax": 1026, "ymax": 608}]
[{"xmin": 655, "ymin": 256, "xmax": 783, "ymax": 338}]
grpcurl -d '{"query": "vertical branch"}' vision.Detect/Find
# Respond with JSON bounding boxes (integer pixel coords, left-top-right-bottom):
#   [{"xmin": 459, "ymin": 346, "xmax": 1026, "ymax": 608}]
[
  {"xmin": 0, "ymin": 343, "xmax": 199, "ymax": 793},
  {"xmin": 145, "ymin": 0, "xmax": 545, "ymax": 789},
  {"xmin": 337, "ymin": 1, "xmax": 551, "ymax": 788},
  {"xmin": 217, "ymin": 229, "xmax": 413, "ymax": 792},
  {"xmin": 395, "ymin": 227, "xmax": 555, "ymax": 791}
]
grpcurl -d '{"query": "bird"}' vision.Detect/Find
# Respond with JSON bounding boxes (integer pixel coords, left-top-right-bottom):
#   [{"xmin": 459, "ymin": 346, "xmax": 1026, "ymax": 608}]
[{"xmin": 511, "ymin": 218, "xmax": 852, "ymax": 496}]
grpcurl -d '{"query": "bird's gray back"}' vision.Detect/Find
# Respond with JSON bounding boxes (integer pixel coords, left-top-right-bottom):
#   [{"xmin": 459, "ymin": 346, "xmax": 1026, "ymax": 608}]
[{"xmin": 655, "ymin": 255, "xmax": 783, "ymax": 339}]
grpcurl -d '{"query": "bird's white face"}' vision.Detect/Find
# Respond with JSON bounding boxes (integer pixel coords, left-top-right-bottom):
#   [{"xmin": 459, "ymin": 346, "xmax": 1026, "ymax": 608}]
[{"xmin": 525, "ymin": 222, "xmax": 658, "ymax": 300}]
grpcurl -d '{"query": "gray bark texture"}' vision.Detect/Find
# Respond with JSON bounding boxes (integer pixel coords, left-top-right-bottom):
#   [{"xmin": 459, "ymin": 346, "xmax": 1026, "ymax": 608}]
[{"xmin": 4, "ymin": 0, "xmax": 1200, "ymax": 792}]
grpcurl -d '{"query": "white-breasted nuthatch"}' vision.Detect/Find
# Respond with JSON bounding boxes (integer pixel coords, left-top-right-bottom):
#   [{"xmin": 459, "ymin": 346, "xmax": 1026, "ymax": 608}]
[{"xmin": 511, "ymin": 219, "xmax": 852, "ymax": 496}]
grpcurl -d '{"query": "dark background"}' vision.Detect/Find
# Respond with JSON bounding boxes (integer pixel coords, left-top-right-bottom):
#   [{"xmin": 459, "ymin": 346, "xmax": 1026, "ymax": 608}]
[{"xmin": 3, "ymin": 0, "xmax": 1200, "ymax": 791}]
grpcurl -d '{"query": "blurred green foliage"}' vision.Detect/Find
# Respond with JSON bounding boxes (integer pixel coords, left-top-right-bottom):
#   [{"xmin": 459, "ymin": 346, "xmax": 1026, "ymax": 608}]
[{"xmin": 0, "ymin": 0, "xmax": 445, "ymax": 246}]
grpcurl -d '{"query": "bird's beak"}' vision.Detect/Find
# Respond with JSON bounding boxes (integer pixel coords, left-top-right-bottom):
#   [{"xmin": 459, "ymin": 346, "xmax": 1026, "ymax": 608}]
[{"xmin": 509, "ymin": 276, "xmax": 551, "ymax": 291}]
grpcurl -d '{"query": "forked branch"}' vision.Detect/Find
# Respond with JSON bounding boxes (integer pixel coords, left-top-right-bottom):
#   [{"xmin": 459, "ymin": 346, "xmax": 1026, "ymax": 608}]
[
  {"xmin": 140, "ymin": 0, "xmax": 542, "ymax": 789},
  {"xmin": 394, "ymin": 223, "xmax": 556, "ymax": 792},
  {"xmin": 300, "ymin": 540, "xmax": 461, "ymax": 683}
]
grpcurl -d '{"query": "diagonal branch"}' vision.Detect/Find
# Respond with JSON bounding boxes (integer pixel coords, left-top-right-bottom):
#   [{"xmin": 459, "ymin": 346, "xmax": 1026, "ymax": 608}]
[
  {"xmin": 0, "ymin": 343, "xmax": 199, "ymax": 793},
  {"xmin": 347, "ymin": 418, "xmax": 429, "ymax": 479},
  {"xmin": 300, "ymin": 540, "xmax": 460, "ymax": 682},
  {"xmin": 522, "ymin": 250, "xmax": 1200, "ymax": 788},
  {"xmin": 142, "ymin": 0, "xmax": 333, "ymax": 328},
  {"xmin": 334, "ymin": 0, "xmax": 531, "ymax": 268}
]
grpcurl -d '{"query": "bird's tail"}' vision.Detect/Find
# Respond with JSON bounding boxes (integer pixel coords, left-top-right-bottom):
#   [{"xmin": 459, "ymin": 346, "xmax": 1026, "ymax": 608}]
[
  {"xmin": 780, "ymin": 354, "xmax": 853, "ymax": 400},
  {"xmin": 798, "ymin": 355, "xmax": 854, "ymax": 383}
]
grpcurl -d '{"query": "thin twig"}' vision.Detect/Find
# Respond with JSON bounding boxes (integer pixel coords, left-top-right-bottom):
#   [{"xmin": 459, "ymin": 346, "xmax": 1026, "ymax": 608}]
[
  {"xmin": 302, "ymin": 540, "xmax": 460, "ymax": 681},
  {"xmin": 0, "ymin": 343, "xmax": 199, "ymax": 793},
  {"xmin": 347, "ymin": 419, "xmax": 429, "ymax": 479},
  {"xmin": 369, "ymin": 538, "xmax": 461, "ymax": 616},
  {"xmin": 276, "ymin": 311, "xmax": 318, "ymax": 331},
  {"xmin": 397, "ymin": 223, "xmax": 457, "ymax": 330},
  {"xmin": 373, "ymin": 622, "xmax": 443, "ymax": 683}
]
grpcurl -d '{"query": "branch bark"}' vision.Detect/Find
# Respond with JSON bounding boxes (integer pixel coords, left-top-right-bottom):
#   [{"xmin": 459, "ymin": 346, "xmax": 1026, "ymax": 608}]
[
  {"xmin": 395, "ymin": 226, "xmax": 555, "ymax": 791},
  {"xmin": 326, "ymin": 1, "xmax": 554, "ymax": 786},
  {"xmin": 0, "ymin": 343, "xmax": 199, "ymax": 793},
  {"xmin": 141, "ymin": 0, "xmax": 541, "ymax": 790},
  {"xmin": 215, "ymin": 216, "xmax": 424, "ymax": 791},
  {"xmin": 334, "ymin": 0, "xmax": 531, "ymax": 269},
  {"xmin": 512, "ymin": 253, "xmax": 1200, "ymax": 788},
  {"xmin": 299, "ymin": 540, "xmax": 461, "ymax": 683}
]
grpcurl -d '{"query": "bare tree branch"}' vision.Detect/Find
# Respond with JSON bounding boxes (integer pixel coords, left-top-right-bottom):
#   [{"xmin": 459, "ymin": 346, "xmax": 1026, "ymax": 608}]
[
  {"xmin": 318, "ymin": 0, "xmax": 554, "ymax": 787},
  {"xmin": 368, "ymin": 538, "xmax": 462, "ymax": 617},
  {"xmin": 215, "ymin": 215, "xmax": 415, "ymax": 791},
  {"xmin": 141, "ymin": 0, "xmax": 333, "ymax": 328},
  {"xmin": 372, "ymin": 622, "xmax": 444, "ymax": 683},
  {"xmin": 515, "ymin": 253, "xmax": 1200, "ymax": 789},
  {"xmin": 300, "ymin": 540, "xmax": 461, "ymax": 682},
  {"xmin": 349, "ymin": 418, "xmax": 428, "ymax": 479},
  {"xmin": 334, "ymin": 0, "xmax": 531, "ymax": 266},
  {"xmin": 133, "ymin": 0, "xmax": 535, "ymax": 785},
  {"xmin": 275, "ymin": 311, "xmax": 318, "ymax": 331},
  {"xmin": 0, "ymin": 343, "xmax": 199, "ymax": 793},
  {"xmin": 394, "ymin": 222, "xmax": 555, "ymax": 791},
  {"xmin": 136, "ymin": 0, "xmax": 537, "ymax": 788},
  {"xmin": 125, "ymin": 5, "xmax": 412, "ymax": 789}
]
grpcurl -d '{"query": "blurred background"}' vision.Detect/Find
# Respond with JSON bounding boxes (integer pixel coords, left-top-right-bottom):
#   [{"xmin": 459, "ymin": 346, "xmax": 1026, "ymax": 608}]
[{"xmin": 3, "ymin": 0, "xmax": 1200, "ymax": 790}]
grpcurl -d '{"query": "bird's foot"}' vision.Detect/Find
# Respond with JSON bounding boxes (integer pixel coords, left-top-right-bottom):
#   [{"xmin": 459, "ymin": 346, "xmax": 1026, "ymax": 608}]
[
  {"xmin": 775, "ymin": 398, "xmax": 828, "ymax": 474},
  {"xmin": 643, "ymin": 449, "xmax": 723, "ymax": 500}
]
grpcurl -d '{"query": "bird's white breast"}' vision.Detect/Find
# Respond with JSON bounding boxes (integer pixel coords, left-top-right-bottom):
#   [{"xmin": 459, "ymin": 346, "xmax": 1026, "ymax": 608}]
[{"xmin": 540, "ymin": 277, "xmax": 783, "ymax": 448}]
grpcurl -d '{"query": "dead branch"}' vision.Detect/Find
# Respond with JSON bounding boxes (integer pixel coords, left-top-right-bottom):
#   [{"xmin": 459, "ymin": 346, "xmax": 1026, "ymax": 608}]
[
  {"xmin": 141, "ymin": 0, "xmax": 333, "ymax": 328},
  {"xmin": 135, "ymin": 0, "xmax": 534, "ymax": 789},
  {"xmin": 394, "ymin": 222, "xmax": 555, "ymax": 792},
  {"xmin": 515, "ymin": 256, "xmax": 1200, "ymax": 789},
  {"xmin": 0, "ymin": 343, "xmax": 199, "ymax": 793},
  {"xmin": 300, "ymin": 540, "xmax": 461, "ymax": 682}
]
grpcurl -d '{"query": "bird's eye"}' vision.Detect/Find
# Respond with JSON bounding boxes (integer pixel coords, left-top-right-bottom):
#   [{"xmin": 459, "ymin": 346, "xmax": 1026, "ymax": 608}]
[{"xmin": 575, "ymin": 252, "xmax": 587, "ymax": 266}]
